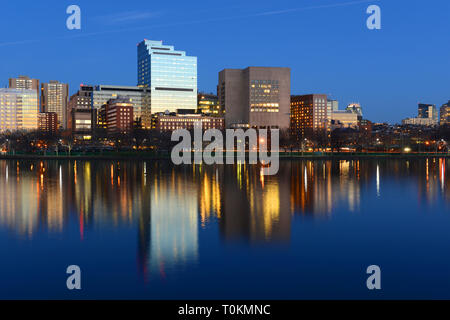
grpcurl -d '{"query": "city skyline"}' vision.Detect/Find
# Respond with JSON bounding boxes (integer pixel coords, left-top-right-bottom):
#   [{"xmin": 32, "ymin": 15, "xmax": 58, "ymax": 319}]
[{"xmin": 1, "ymin": 0, "xmax": 449, "ymax": 124}]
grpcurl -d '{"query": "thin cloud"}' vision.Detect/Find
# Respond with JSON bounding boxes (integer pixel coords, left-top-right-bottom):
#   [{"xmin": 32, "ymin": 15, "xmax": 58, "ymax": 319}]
[
  {"xmin": 96, "ymin": 11, "xmax": 163, "ymax": 24},
  {"xmin": 0, "ymin": 0, "xmax": 380, "ymax": 47}
]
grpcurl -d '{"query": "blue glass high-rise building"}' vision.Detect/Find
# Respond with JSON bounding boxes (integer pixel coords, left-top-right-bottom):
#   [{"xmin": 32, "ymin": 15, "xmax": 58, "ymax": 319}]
[{"xmin": 137, "ymin": 40, "xmax": 197, "ymax": 114}]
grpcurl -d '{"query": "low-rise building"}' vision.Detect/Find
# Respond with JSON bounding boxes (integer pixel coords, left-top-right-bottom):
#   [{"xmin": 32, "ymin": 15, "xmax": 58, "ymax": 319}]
[
  {"xmin": 330, "ymin": 111, "xmax": 359, "ymax": 129},
  {"xmin": 154, "ymin": 113, "xmax": 224, "ymax": 132},
  {"xmin": 99, "ymin": 97, "xmax": 134, "ymax": 134}
]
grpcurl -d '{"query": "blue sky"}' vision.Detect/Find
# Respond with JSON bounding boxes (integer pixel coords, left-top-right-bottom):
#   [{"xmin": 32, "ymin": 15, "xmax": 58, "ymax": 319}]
[{"xmin": 0, "ymin": 0, "xmax": 448, "ymax": 123}]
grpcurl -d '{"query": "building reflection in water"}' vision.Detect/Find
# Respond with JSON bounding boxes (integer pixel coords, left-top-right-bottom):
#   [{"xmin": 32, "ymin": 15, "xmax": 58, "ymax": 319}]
[{"xmin": 0, "ymin": 158, "xmax": 448, "ymax": 278}]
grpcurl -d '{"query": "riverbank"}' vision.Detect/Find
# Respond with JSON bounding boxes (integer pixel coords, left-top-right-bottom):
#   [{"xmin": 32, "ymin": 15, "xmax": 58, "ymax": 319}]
[{"xmin": 0, "ymin": 151, "xmax": 449, "ymax": 161}]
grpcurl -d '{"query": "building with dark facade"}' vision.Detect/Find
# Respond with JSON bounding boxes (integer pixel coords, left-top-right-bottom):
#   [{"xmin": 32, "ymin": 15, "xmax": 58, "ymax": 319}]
[
  {"xmin": 198, "ymin": 93, "xmax": 221, "ymax": 116},
  {"xmin": 68, "ymin": 85, "xmax": 95, "ymax": 138},
  {"xmin": 290, "ymin": 94, "xmax": 328, "ymax": 139},
  {"xmin": 38, "ymin": 112, "xmax": 58, "ymax": 133},
  {"xmin": 99, "ymin": 97, "xmax": 134, "ymax": 134},
  {"xmin": 440, "ymin": 101, "xmax": 450, "ymax": 126},
  {"xmin": 218, "ymin": 67, "xmax": 290, "ymax": 129}
]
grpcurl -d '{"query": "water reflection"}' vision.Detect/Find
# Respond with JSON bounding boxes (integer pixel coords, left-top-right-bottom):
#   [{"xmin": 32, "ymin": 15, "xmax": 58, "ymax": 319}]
[{"xmin": 0, "ymin": 158, "xmax": 448, "ymax": 279}]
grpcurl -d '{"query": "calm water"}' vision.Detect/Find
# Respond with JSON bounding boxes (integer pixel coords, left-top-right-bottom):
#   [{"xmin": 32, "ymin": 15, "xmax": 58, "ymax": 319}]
[{"xmin": 0, "ymin": 158, "xmax": 449, "ymax": 299}]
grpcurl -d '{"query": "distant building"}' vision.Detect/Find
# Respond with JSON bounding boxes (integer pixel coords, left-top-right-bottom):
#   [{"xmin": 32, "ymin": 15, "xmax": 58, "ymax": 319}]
[
  {"xmin": 291, "ymin": 94, "xmax": 328, "ymax": 138},
  {"xmin": 92, "ymin": 85, "xmax": 151, "ymax": 129},
  {"xmin": 38, "ymin": 112, "xmax": 58, "ymax": 133},
  {"xmin": 440, "ymin": 101, "xmax": 450, "ymax": 126},
  {"xmin": 218, "ymin": 67, "xmax": 290, "ymax": 129},
  {"xmin": 100, "ymin": 97, "xmax": 134, "ymax": 134},
  {"xmin": 346, "ymin": 103, "xmax": 363, "ymax": 117},
  {"xmin": 359, "ymin": 119, "xmax": 373, "ymax": 136},
  {"xmin": 418, "ymin": 103, "xmax": 437, "ymax": 122},
  {"xmin": 9, "ymin": 75, "xmax": 40, "ymax": 96},
  {"xmin": 402, "ymin": 117, "xmax": 437, "ymax": 126},
  {"xmin": 402, "ymin": 103, "xmax": 439, "ymax": 126},
  {"xmin": 41, "ymin": 81, "xmax": 69, "ymax": 129},
  {"xmin": 326, "ymin": 99, "xmax": 339, "ymax": 126},
  {"xmin": 198, "ymin": 93, "xmax": 221, "ymax": 116},
  {"xmin": 67, "ymin": 85, "xmax": 95, "ymax": 138},
  {"xmin": 327, "ymin": 99, "xmax": 339, "ymax": 112},
  {"xmin": 154, "ymin": 113, "xmax": 224, "ymax": 132},
  {"xmin": 0, "ymin": 88, "xmax": 39, "ymax": 131},
  {"xmin": 137, "ymin": 39, "xmax": 197, "ymax": 114},
  {"xmin": 330, "ymin": 110, "xmax": 359, "ymax": 129}
]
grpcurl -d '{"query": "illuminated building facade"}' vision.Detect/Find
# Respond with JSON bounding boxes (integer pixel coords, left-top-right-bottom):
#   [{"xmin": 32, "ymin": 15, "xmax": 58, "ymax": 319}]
[
  {"xmin": 154, "ymin": 113, "xmax": 224, "ymax": 132},
  {"xmin": 137, "ymin": 39, "xmax": 197, "ymax": 114},
  {"xmin": 330, "ymin": 111, "xmax": 359, "ymax": 129},
  {"xmin": 100, "ymin": 97, "xmax": 134, "ymax": 134},
  {"xmin": 402, "ymin": 103, "xmax": 439, "ymax": 126},
  {"xmin": 198, "ymin": 93, "xmax": 221, "ymax": 116},
  {"xmin": 68, "ymin": 85, "xmax": 95, "ymax": 137},
  {"xmin": 290, "ymin": 94, "xmax": 328, "ymax": 139},
  {"xmin": 38, "ymin": 112, "xmax": 58, "ymax": 133},
  {"xmin": 440, "ymin": 101, "xmax": 450, "ymax": 126},
  {"xmin": 92, "ymin": 85, "xmax": 151, "ymax": 129},
  {"xmin": 41, "ymin": 80, "xmax": 69, "ymax": 129},
  {"xmin": 0, "ymin": 88, "xmax": 39, "ymax": 131},
  {"xmin": 218, "ymin": 67, "xmax": 290, "ymax": 129},
  {"xmin": 9, "ymin": 75, "xmax": 40, "ymax": 96}
]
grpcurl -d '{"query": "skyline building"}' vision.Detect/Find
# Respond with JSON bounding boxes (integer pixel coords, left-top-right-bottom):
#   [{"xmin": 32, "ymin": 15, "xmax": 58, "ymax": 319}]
[
  {"xmin": 218, "ymin": 67, "xmax": 290, "ymax": 129},
  {"xmin": 100, "ymin": 97, "xmax": 134, "ymax": 134},
  {"xmin": 92, "ymin": 85, "xmax": 151, "ymax": 129},
  {"xmin": 68, "ymin": 85, "xmax": 95, "ymax": 138},
  {"xmin": 38, "ymin": 112, "xmax": 58, "ymax": 133},
  {"xmin": 154, "ymin": 113, "xmax": 224, "ymax": 132},
  {"xmin": 0, "ymin": 88, "xmax": 39, "ymax": 131},
  {"xmin": 9, "ymin": 76, "xmax": 40, "ymax": 96},
  {"xmin": 290, "ymin": 94, "xmax": 328, "ymax": 139},
  {"xmin": 346, "ymin": 103, "xmax": 363, "ymax": 117},
  {"xmin": 440, "ymin": 101, "xmax": 450, "ymax": 126},
  {"xmin": 137, "ymin": 39, "xmax": 197, "ymax": 114},
  {"xmin": 197, "ymin": 93, "xmax": 221, "ymax": 116},
  {"xmin": 418, "ymin": 103, "xmax": 438, "ymax": 122},
  {"xmin": 402, "ymin": 103, "xmax": 439, "ymax": 126},
  {"xmin": 41, "ymin": 80, "xmax": 69, "ymax": 129}
]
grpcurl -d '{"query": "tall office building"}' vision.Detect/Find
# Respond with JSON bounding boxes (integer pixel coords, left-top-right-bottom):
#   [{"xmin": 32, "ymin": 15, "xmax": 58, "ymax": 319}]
[
  {"xmin": 137, "ymin": 39, "xmax": 197, "ymax": 114},
  {"xmin": 0, "ymin": 89, "xmax": 39, "ymax": 131},
  {"xmin": 92, "ymin": 85, "xmax": 151, "ymax": 129},
  {"xmin": 440, "ymin": 101, "xmax": 450, "ymax": 126},
  {"xmin": 68, "ymin": 85, "xmax": 95, "ymax": 137},
  {"xmin": 41, "ymin": 81, "xmax": 69, "ymax": 129},
  {"xmin": 402, "ymin": 103, "xmax": 439, "ymax": 126},
  {"xmin": 218, "ymin": 67, "xmax": 290, "ymax": 129},
  {"xmin": 9, "ymin": 76, "xmax": 40, "ymax": 95},
  {"xmin": 418, "ymin": 103, "xmax": 437, "ymax": 122},
  {"xmin": 291, "ymin": 94, "xmax": 328, "ymax": 139}
]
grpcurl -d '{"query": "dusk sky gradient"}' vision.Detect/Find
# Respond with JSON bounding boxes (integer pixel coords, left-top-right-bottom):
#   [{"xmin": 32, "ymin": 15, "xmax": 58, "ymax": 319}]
[{"xmin": 0, "ymin": 0, "xmax": 448, "ymax": 123}]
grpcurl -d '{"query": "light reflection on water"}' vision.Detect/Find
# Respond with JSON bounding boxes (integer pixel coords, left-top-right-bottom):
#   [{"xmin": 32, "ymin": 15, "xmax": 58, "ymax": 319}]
[{"xmin": 0, "ymin": 159, "xmax": 449, "ymax": 299}]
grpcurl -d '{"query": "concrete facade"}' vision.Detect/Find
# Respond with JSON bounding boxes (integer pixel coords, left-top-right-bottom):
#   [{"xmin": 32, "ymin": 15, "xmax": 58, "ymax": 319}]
[{"xmin": 218, "ymin": 67, "xmax": 290, "ymax": 129}]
